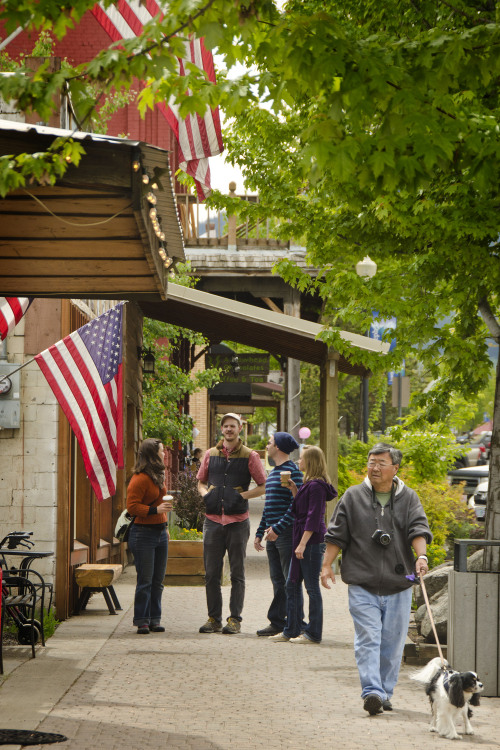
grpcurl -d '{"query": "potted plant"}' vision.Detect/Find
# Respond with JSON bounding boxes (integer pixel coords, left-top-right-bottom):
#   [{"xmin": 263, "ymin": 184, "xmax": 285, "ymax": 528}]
[{"xmin": 165, "ymin": 468, "xmax": 205, "ymax": 585}]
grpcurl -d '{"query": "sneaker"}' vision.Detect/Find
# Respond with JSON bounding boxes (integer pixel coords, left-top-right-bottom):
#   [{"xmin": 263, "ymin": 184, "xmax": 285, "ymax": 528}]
[
  {"xmin": 289, "ymin": 634, "xmax": 320, "ymax": 644},
  {"xmin": 382, "ymin": 699, "xmax": 393, "ymax": 711},
  {"xmin": 363, "ymin": 694, "xmax": 383, "ymax": 715},
  {"xmin": 199, "ymin": 617, "xmax": 223, "ymax": 633},
  {"xmin": 222, "ymin": 617, "xmax": 241, "ymax": 634},
  {"xmin": 136, "ymin": 625, "xmax": 150, "ymax": 635},
  {"xmin": 268, "ymin": 633, "xmax": 290, "ymax": 642},
  {"xmin": 256, "ymin": 625, "xmax": 281, "ymax": 637},
  {"xmin": 150, "ymin": 625, "xmax": 165, "ymax": 633}
]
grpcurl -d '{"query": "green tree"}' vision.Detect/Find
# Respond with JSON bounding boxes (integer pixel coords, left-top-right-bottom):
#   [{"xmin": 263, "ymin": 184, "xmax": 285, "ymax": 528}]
[{"xmin": 142, "ymin": 263, "xmax": 221, "ymax": 446}]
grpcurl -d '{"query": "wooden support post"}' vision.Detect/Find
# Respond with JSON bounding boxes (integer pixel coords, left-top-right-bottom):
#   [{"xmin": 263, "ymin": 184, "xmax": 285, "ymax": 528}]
[
  {"xmin": 320, "ymin": 351, "xmax": 339, "ymax": 520},
  {"xmin": 227, "ymin": 181, "xmax": 237, "ymax": 251},
  {"xmin": 284, "ymin": 289, "xmax": 301, "ymax": 444}
]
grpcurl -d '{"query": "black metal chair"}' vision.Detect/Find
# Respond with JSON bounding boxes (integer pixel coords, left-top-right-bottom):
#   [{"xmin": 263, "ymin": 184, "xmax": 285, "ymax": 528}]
[{"xmin": 1, "ymin": 570, "xmax": 39, "ymax": 674}]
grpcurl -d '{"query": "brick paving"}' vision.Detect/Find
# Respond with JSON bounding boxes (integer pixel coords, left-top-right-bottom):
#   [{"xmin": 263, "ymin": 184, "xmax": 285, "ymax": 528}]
[{"xmin": 2, "ymin": 499, "xmax": 500, "ymax": 749}]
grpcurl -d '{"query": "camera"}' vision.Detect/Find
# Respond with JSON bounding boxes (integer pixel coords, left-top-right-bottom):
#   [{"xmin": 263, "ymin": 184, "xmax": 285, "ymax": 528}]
[{"xmin": 371, "ymin": 529, "xmax": 392, "ymax": 547}]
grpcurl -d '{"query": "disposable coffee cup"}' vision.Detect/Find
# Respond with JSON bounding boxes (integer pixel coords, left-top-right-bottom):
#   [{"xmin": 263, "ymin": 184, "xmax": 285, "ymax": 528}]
[
  {"xmin": 163, "ymin": 494, "xmax": 174, "ymax": 508},
  {"xmin": 280, "ymin": 471, "xmax": 291, "ymax": 486}
]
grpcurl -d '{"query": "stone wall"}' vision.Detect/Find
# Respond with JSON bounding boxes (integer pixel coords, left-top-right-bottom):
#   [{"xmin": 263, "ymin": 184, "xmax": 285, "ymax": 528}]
[{"xmin": 0, "ymin": 311, "xmax": 57, "ymax": 583}]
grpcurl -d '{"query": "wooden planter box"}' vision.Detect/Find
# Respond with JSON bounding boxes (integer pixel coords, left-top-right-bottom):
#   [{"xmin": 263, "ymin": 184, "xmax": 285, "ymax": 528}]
[{"xmin": 165, "ymin": 540, "xmax": 205, "ymax": 586}]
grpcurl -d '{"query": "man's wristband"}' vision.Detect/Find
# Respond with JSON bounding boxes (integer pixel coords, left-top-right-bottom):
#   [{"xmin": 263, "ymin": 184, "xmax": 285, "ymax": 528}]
[{"xmin": 417, "ymin": 555, "xmax": 428, "ymax": 562}]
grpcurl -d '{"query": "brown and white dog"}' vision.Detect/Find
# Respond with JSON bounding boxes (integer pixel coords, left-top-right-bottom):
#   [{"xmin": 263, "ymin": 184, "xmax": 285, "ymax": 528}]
[{"xmin": 411, "ymin": 657, "xmax": 483, "ymax": 740}]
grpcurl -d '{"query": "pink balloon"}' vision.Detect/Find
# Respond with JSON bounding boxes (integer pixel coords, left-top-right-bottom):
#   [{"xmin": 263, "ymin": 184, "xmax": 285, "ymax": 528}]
[{"xmin": 298, "ymin": 427, "xmax": 311, "ymax": 440}]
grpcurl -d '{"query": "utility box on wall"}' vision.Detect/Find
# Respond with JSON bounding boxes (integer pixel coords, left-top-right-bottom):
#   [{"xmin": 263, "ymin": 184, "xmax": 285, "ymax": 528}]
[{"xmin": 0, "ymin": 362, "xmax": 21, "ymax": 429}]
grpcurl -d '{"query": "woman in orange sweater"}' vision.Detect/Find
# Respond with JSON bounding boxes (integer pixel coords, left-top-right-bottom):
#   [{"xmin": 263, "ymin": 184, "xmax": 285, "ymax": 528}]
[{"xmin": 127, "ymin": 438, "xmax": 173, "ymax": 634}]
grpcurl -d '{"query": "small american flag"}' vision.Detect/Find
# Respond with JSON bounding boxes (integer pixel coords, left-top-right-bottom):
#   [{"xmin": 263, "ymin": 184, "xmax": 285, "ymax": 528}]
[
  {"xmin": 35, "ymin": 303, "xmax": 125, "ymax": 501},
  {"xmin": 91, "ymin": 0, "xmax": 223, "ymax": 199},
  {"xmin": 0, "ymin": 297, "xmax": 33, "ymax": 341}
]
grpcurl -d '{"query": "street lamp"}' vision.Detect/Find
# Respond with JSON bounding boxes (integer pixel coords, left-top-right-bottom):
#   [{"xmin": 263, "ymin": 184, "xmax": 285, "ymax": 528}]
[{"xmin": 355, "ymin": 256, "xmax": 377, "ymax": 443}]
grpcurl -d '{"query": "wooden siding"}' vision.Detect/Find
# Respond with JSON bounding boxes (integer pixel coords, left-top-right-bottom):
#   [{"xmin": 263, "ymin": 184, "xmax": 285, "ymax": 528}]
[{"xmin": 0, "ymin": 125, "xmax": 184, "ymax": 300}]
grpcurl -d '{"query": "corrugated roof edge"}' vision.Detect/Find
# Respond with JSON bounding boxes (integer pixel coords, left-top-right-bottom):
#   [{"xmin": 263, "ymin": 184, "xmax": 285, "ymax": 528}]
[
  {"xmin": 166, "ymin": 282, "xmax": 389, "ymax": 355},
  {"xmin": 0, "ymin": 119, "xmax": 169, "ymax": 152}
]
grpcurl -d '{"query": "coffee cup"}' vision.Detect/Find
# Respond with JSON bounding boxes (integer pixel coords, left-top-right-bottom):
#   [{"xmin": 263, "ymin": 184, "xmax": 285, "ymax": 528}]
[
  {"xmin": 280, "ymin": 471, "xmax": 291, "ymax": 487},
  {"xmin": 163, "ymin": 494, "xmax": 174, "ymax": 510}
]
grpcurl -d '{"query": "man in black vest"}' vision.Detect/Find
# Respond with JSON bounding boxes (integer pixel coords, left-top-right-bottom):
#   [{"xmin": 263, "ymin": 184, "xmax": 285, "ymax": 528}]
[{"xmin": 197, "ymin": 413, "xmax": 266, "ymax": 634}]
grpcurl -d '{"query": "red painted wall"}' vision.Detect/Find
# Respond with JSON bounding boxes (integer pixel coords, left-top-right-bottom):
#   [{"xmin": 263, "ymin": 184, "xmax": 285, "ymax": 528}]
[{"xmin": 0, "ymin": 12, "xmax": 184, "ymax": 189}]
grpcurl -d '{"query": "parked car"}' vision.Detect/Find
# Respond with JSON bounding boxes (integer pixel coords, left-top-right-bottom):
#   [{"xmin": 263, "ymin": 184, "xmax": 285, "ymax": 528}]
[
  {"xmin": 466, "ymin": 432, "xmax": 492, "ymax": 466},
  {"xmin": 448, "ymin": 465, "xmax": 489, "ymax": 497},
  {"xmin": 469, "ymin": 479, "xmax": 488, "ymax": 521}
]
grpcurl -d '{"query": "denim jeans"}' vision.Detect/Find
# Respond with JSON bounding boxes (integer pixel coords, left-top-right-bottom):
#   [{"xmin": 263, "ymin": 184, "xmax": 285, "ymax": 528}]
[
  {"xmin": 203, "ymin": 518, "xmax": 250, "ymax": 622},
  {"xmin": 128, "ymin": 524, "xmax": 168, "ymax": 627},
  {"xmin": 348, "ymin": 585, "xmax": 413, "ymax": 700},
  {"xmin": 283, "ymin": 542, "xmax": 324, "ymax": 642},
  {"xmin": 266, "ymin": 526, "xmax": 295, "ymax": 631}
]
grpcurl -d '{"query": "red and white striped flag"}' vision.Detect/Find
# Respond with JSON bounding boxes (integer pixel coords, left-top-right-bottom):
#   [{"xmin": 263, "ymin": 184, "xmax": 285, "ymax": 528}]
[
  {"xmin": 35, "ymin": 303, "xmax": 125, "ymax": 502},
  {"xmin": 91, "ymin": 1, "xmax": 223, "ymax": 199},
  {"xmin": 0, "ymin": 297, "xmax": 32, "ymax": 341}
]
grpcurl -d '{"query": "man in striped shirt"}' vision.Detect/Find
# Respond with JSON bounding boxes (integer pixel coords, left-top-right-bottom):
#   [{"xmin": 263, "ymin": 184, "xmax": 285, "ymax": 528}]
[{"xmin": 254, "ymin": 432, "xmax": 303, "ymax": 636}]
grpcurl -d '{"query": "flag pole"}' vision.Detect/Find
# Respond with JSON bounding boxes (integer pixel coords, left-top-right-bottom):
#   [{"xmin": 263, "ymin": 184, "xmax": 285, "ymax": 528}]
[{"xmin": 0, "ymin": 357, "xmax": 36, "ymax": 383}]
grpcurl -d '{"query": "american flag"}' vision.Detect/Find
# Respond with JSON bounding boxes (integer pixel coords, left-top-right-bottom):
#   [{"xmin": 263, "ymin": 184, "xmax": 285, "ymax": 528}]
[
  {"xmin": 35, "ymin": 303, "xmax": 125, "ymax": 502},
  {"xmin": 0, "ymin": 297, "xmax": 33, "ymax": 341},
  {"xmin": 91, "ymin": 0, "xmax": 223, "ymax": 199}
]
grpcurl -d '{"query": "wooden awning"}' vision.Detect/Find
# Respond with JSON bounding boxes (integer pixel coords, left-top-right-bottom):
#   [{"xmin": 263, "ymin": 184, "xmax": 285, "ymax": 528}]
[
  {"xmin": 0, "ymin": 121, "xmax": 184, "ymax": 300},
  {"xmin": 139, "ymin": 283, "xmax": 388, "ymax": 376}
]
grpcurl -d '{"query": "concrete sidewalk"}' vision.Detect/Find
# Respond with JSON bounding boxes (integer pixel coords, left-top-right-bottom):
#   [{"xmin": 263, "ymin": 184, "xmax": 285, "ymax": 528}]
[{"xmin": 2, "ymin": 502, "xmax": 500, "ymax": 750}]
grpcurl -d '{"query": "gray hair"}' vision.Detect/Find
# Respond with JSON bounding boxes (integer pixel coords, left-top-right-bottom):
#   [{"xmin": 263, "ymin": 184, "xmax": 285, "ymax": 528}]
[{"xmin": 368, "ymin": 443, "xmax": 402, "ymax": 466}]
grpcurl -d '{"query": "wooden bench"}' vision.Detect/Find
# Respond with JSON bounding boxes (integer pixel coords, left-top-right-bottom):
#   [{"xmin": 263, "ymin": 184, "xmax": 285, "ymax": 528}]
[{"xmin": 74, "ymin": 563, "xmax": 123, "ymax": 615}]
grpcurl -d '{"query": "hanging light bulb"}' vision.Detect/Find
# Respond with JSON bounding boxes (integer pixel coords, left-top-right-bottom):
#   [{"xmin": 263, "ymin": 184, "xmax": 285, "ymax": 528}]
[
  {"xmin": 142, "ymin": 173, "xmax": 150, "ymax": 184},
  {"xmin": 132, "ymin": 160, "xmax": 140, "ymax": 172}
]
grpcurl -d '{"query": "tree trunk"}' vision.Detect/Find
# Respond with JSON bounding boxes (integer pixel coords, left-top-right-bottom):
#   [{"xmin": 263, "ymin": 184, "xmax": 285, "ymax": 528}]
[{"xmin": 484, "ymin": 348, "xmax": 500, "ymax": 570}]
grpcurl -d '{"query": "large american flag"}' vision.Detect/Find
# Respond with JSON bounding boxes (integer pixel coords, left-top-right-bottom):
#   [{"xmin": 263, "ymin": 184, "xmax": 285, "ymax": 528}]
[
  {"xmin": 35, "ymin": 303, "xmax": 125, "ymax": 502},
  {"xmin": 0, "ymin": 297, "xmax": 33, "ymax": 341},
  {"xmin": 91, "ymin": 0, "xmax": 223, "ymax": 199}
]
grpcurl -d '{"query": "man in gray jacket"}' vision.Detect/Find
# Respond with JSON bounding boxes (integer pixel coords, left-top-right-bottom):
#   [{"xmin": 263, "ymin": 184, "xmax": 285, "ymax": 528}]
[{"xmin": 321, "ymin": 443, "xmax": 431, "ymax": 715}]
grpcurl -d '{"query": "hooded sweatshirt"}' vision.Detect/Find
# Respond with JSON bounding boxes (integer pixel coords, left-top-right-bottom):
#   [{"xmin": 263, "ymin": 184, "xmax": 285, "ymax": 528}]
[
  {"xmin": 324, "ymin": 476, "xmax": 432, "ymax": 596},
  {"xmin": 289, "ymin": 478, "xmax": 337, "ymax": 583}
]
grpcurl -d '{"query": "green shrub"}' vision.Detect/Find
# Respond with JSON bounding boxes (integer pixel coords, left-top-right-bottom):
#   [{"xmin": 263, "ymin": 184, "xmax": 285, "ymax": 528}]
[
  {"xmin": 39, "ymin": 607, "xmax": 60, "ymax": 640},
  {"xmin": 168, "ymin": 525, "xmax": 203, "ymax": 540},
  {"xmin": 399, "ymin": 468, "xmax": 482, "ymax": 565},
  {"xmin": 246, "ymin": 434, "xmax": 267, "ymax": 450}
]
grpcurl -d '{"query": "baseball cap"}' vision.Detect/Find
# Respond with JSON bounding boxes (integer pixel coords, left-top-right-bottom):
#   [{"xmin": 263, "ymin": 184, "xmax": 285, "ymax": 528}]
[{"xmin": 220, "ymin": 412, "xmax": 242, "ymax": 427}]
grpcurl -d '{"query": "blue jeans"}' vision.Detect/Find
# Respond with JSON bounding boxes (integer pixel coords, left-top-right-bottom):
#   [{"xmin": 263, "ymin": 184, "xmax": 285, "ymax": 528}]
[
  {"xmin": 266, "ymin": 526, "xmax": 296, "ymax": 631},
  {"xmin": 128, "ymin": 524, "xmax": 168, "ymax": 627},
  {"xmin": 283, "ymin": 542, "xmax": 325, "ymax": 642},
  {"xmin": 348, "ymin": 585, "xmax": 413, "ymax": 700},
  {"xmin": 203, "ymin": 518, "xmax": 250, "ymax": 622}
]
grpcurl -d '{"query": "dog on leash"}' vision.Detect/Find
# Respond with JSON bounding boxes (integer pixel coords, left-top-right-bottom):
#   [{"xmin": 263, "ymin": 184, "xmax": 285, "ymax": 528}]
[{"xmin": 411, "ymin": 657, "xmax": 483, "ymax": 740}]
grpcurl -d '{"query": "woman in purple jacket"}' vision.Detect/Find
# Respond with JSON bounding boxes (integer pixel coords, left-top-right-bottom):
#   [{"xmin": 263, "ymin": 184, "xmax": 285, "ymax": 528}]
[{"xmin": 269, "ymin": 446, "xmax": 337, "ymax": 644}]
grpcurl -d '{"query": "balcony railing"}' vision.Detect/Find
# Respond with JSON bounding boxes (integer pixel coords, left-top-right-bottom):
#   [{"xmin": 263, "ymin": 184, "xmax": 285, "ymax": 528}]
[{"xmin": 176, "ymin": 191, "xmax": 289, "ymax": 249}]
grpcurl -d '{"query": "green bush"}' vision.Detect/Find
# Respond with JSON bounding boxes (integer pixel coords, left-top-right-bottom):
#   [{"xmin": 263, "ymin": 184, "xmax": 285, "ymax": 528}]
[
  {"xmin": 168, "ymin": 525, "xmax": 203, "ymax": 540},
  {"xmin": 246, "ymin": 434, "xmax": 267, "ymax": 450},
  {"xmin": 399, "ymin": 468, "xmax": 482, "ymax": 566}
]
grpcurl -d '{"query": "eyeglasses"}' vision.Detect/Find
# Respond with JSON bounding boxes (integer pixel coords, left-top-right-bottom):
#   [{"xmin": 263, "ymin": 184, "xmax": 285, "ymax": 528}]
[{"xmin": 367, "ymin": 461, "xmax": 395, "ymax": 468}]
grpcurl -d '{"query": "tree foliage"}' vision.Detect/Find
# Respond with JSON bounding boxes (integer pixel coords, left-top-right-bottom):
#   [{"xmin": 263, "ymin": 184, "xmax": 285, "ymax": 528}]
[{"xmin": 142, "ymin": 263, "xmax": 221, "ymax": 447}]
